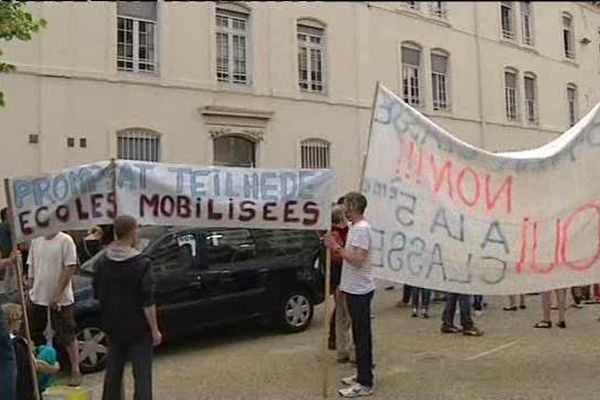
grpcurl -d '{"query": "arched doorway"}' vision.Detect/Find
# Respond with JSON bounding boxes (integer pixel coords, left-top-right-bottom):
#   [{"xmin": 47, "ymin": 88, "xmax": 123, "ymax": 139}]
[{"xmin": 213, "ymin": 135, "xmax": 256, "ymax": 167}]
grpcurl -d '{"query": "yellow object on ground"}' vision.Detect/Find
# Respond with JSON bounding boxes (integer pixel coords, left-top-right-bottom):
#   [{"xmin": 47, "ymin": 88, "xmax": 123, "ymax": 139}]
[{"xmin": 43, "ymin": 386, "xmax": 92, "ymax": 400}]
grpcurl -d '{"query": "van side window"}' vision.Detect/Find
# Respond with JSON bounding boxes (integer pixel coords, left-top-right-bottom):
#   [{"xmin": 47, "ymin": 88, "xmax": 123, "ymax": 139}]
[
  {"xmin": 151, "ymin": 233, "xmax": 197, "ymax": 272},
  {"xmin": 205, "ymin": 229, "xmax": 256, "ymax": 264},
  {"xmin": 252, "ymin": 230, "xmax": 317, "ymax": 256}
]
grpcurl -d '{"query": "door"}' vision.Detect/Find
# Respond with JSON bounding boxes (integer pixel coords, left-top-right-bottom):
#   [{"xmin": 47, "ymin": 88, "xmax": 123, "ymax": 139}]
[
  {"xmin": 200, "ymin": 228, "xmax": 269, "ymax": 323},
  {"xmin": 148, "ymin": 231, "xmax": 210, "ymax": 334}
]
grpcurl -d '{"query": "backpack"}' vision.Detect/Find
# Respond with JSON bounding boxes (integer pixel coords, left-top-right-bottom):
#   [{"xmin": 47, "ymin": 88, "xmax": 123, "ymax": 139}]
[{"xmin": 12, "ymin": 335, "xmax": 40, "ymax": 400}]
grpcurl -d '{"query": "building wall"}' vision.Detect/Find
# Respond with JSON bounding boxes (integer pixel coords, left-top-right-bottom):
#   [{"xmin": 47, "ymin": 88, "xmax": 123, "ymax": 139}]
[{"xmin": 1, "ymin": 1, "xmax": 599, "ymax": 205}]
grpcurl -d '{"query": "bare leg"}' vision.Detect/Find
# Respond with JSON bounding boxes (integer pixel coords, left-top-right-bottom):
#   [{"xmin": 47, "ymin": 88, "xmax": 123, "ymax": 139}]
[
  {"xmin": 519, "ymin": 294, "xmax": 526, "ymax": 307},
  {"xmin": 508, "ymin": 295, "xmax": 516, "ymax": 308},
  {"xmin": 541, "ymin": 291, "xmax": 551, "ymax": 321},
  {"xmin": 66, "ymin": 340, "xmax": 82, "ymax": 384}
]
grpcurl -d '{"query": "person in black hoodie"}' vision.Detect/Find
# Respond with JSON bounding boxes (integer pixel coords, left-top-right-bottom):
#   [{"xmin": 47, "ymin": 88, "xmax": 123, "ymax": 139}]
[{"xmin": 93, "ymin": 215, "xmax": 162, "ymax": 400}]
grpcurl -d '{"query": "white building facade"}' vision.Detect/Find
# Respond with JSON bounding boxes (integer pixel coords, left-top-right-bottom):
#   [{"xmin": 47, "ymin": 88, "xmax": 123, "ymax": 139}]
[{"xmin": 1, "ymin": 1, "xmax": 600, "ymax": 203}]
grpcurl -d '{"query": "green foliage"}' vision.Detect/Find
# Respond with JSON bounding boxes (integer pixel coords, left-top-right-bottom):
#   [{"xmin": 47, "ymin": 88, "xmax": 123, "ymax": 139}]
[{"xmin": 0, "ymin": 2, "xmax": 46, "ymax": 107}]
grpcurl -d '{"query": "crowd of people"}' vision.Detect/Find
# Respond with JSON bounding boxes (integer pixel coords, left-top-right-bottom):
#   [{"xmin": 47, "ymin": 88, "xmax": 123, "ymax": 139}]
[{"xmin": 1, "ymin": 192, "xmax": 599, "ymax": 399}]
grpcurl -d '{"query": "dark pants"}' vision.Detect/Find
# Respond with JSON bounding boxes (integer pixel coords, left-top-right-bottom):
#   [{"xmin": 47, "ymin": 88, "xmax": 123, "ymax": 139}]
[
  {"xmin": 328, "ymin": 308, "xmax": 336, "ymax": 344},
  {"xmin": 402, "ymin": 285, "xmax": 413, "ymax": 304},
  {"xmin": 411, "ymin": 288, "xmax": 430, "ymax": 310},
  {"xmin": 346, "ymin": 291, "xmax": 374, "ymax": 388},
  {"xmin": 0, "ymin": 303, "xmax": 16, "ymax": 400},
  {"xmin": 442, "ymin": 293, "xmax": 474, "ymax": 330},
  {"xmin": 103, "ymin": 338, "xmax": 153, "ymax": 400},
  {"xmin": 473, "ymin": 295, "xmax": 483, "ymax": 311}
]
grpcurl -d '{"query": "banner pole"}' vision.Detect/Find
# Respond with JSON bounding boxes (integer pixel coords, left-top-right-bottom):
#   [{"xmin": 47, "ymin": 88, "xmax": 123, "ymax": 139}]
[
  {"xmin": 358, "ymin": 81, "xmax": 381, "ymax": 192},
  {"xmin": 4, "ymin": 178, "xmax": 41, "ymax": 400},
  {"xmin": 110, "ymin": 158, "xmax": 117, "ymax": 241},
  {"xmin": 321, "ymin": 242, "xmax": 332, "ymax": 399}
]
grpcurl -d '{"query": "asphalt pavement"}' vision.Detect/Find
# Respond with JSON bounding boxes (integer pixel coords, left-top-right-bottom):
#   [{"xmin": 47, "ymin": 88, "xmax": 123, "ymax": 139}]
[{"xmin": 73, "ymin": 284, "xmax": 600, "ymax": 400}]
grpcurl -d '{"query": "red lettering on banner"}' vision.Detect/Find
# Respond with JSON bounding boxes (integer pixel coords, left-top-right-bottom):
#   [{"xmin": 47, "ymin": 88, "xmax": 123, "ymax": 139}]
[
  {"xmin": 456, "ymin": 167, "xmax": 480, "ymax": 208},
  {"xmin": 485, "ymin": 175, "xmax": 513, "ymax": 214},
  {"xmin": 302, "ymin": 201, "xmax": 320, "ymax": 226},
  {"xmin": 429, "ymin": 154, "xmax": 454, "ymax": 200},
  {"xmin": 107, "ymin": 192, "xmax": 117, "ymax": 219},
  {"xmin": 516, "ymin": 217, "xmax": 529, "ymax": 275},
  {"xmin": 207, "ymin": 199, "xmax": 223, "ymax": 220},
  {"xmin": 177, "ymin": 196, "xmax": 191, "ymax": 218},
  {"xmin": 529, "ymin": 220, "xmax": 560, "ymax": 274},
  {"xmin": 561, "ymin": 204, "xmax": 600, "ymax": 271},
  {"xmin": 140, "ymin": 194, "xmax": 159, "ymax": 217}
]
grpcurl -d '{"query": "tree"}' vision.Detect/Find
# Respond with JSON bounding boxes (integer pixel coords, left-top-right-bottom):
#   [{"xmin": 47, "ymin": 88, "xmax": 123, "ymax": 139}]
[{"xmin": 0, "ymin": 2, "xmax": 46, "ymax": 107}]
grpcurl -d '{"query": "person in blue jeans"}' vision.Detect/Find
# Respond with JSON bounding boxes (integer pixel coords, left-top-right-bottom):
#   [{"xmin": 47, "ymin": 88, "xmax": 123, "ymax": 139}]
[
  {"xmin": 441, "ymin": 293, "xmax": 484, "ymax": 336},
  {"xmin": 0, "ymin": 248, "xmax": 19, "ymax": 400},
  {"xmin": 411, "ymin": 287, "xmax": 430, "ymax": 318}
]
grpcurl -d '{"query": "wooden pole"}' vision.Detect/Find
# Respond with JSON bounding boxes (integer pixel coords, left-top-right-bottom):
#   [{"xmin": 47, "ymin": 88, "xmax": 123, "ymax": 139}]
[
  {"xmin": 321, "ymin": 243, "xmax": 332, "ymax": 399},
  {"xmin": 358, "ymin": 81, "xmax": 381, "ymax": 192},
  {"xmin": 4, "ymin": 178, "xmax": 41, "ymax": 400}
]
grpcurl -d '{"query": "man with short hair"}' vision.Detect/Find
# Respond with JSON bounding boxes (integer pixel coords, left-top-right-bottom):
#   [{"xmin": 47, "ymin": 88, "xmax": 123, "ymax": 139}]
[
  {"xmin": 93, "ymin": 215, "xmax": 161, "ymax": 400},
  {"xmin": 27, "ymin": 231, "xmax": 82, "ymax": 386},
  {"xmin": 326, "ymin": 192, "xmax": 375, "ymax": 397}
]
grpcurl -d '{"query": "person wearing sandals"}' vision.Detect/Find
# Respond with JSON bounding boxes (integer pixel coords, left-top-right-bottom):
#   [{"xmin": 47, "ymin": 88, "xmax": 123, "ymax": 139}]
[
  {"xmin": 411, "ymin": 287, "xmax": 430, "ymax": 319},
  {"xmin": 534, "ymin": 288, "xmax": 567, "ymax": 329},
  {"xmin": 325, "ymin": 192, "xmax": 375, "ymax": 398},
  {"xmin": 440, "ymin": 293, "xmax": 484, "ymax": 337},
  {"xmin": 503, "ymin": 294, "xmax": 526, "ymax": 311}
]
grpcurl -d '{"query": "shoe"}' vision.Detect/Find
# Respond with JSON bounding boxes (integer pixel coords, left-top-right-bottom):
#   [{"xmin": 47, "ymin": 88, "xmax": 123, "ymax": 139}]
[
  {"xmin": 571, "ymin": 303, "xmax": 583, "ymax": 309},
  {"xmin": 68, "ymin": 373, "xmax": 83, "ymax": 387},
  {"xmin": 421, "ymin": 309, "xmax": 429, "ymax": 319},
  {"xmin": 412, "ymin": 308, "xmax": 418, "ymax": 318},
  {"xmin": 441, "ymin": 325, "xmax": 460, "ymax": 334},
  {"xmin": 338, "ymin": 383, "xmax": 374, "ymax": 398},
  {"xmin": 473, "ymin": 310, "xmax": 483, "ymax": 318},
  {"xmin": 557, "ymin": 321, "xmax": 567, "ymax": 329},
  {"xmin": 384, "ymin": 285, "xmax": 395, "ymax": 291},
  {"xmin": 503, "ymin": 306, "xmax": 517, "ymax": 311},
  {"xmin": 463, "ymin": 327, "xmax": 484, "ymax": 337},
  {"xmin": 328, "ymin": 339, "xmax": 336, "ymax": 351},
  {"xmin": 337, "ymin": 356, "xmax": 351, "ymax": 364},
  {"xmin": 534, "ymin": 320, "xmax": 552, "ymax": 329},
  {"xmin": 519, "ymin": 305, "xmax": 527, "ymax": 310},
  {"xmin": 341, "ymin": 375, "xmax": 357, "ymax": 386}
]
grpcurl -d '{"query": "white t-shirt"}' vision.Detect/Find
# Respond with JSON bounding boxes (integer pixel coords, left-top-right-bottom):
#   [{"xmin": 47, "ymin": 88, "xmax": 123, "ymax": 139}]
[
  {"xmin": 27, "ymin": 232, "xmax": 78, "ymax": 306},
  {"xmin": 340, "ymin": 220, "xmax": 375, "ymax": 295}
]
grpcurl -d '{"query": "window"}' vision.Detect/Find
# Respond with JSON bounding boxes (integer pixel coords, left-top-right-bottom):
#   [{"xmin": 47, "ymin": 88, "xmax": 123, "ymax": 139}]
[
  {"xmin": 205, "ymin": 229, "xmax": 255, "ymax": 265},
  {"xmin": 431, "ymin": 50, "xmax": 449, "ymax": 111},
  {"xmin": 301, "ymin": 139, "xmax": 331, "ymax": 169},
  {"xmin": 67, "ymin": 137, "xmax": 75, "ymax": 148},
  {"xmin": 430, "ymin": 2, "xmax": 446, "ymax": 18},
  {"xmin": 524, "ymin": 73, "xmax": 537, "ymax": 124},
  {"xmin": 117, "ymin": 1, "xmax": 157, "ymax": 73},
  {"xmin": 404, "ymin": 1, "xmax": 419, "ymax": 10},
  {"xmin": 28, "ymin": 134, "xmax": 39, "ymax": 144},
  {"xmin": 117, "ymin": 129, "xmax": 161, "ymax": 162},
  {"xmin": 521, "ymin": 2, "xmax": 534, "ymax": 45},
  {"xmin": 504, "ymin": 68, "xmax": 518, "ymax": 121},
  {"xmin": 402, "ymin": 44, "xmax": 422, "ymax": 107},
  {"xmin": 79, "ymin": 138, "xmax": 88, "ymax": 148},
  {"xmin": 501, "ymin": 2, "xmax": 515, "ymax": 40},
  {"xmin": 151, "ymin": 233, "xmax": 197, "ymax": 272},
  {"xmin": 567, "ymin": 84, "xmax": 578, "ymax": 126},
  {"xmin": 216, "ymin": 6, "xmax": 250, "ymax": 84},
  {"xmin": 213, "ymin": 136, "xmax": 255, "ymax": 167},
  {"xmin": 563, "ymin": 13, "xmax": 575, "ymax": 59},
  {"xmin": 297, "ymin": 21, "xmax": 326, "ymax": 92}
]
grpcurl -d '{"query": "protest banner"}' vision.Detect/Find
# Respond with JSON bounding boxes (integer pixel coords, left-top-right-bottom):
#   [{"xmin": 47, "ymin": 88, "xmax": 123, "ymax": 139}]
[
  {"xmin": 6, "ymin": 161, "xmax": 115, "ymax": 242},
  {"xmin": 363, "ymin": 84, "xmax": 600, "ymax": 295},
  {"xmin": 115, "ymin": 160, "xmax": 334, "ymax": 231}
]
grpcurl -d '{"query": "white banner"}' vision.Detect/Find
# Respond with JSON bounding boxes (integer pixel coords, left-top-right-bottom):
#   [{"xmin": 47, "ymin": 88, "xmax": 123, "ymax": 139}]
[
  {"xmin": 364, "ymin": 85, "xmax": 600, "ymax": 295},
  {"xmin": 8, "ymin": 161, "xmax": 115, "ymax": 242},
  {"xmin": 116, "ymin": 161, "xmax": 334, "ymax": 231}
]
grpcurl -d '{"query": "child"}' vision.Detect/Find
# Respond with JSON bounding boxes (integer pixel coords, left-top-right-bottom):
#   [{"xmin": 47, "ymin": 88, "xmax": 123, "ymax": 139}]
[{"xmin": 2, "ymin": 303, "xmax": 60, "ymax": 395}]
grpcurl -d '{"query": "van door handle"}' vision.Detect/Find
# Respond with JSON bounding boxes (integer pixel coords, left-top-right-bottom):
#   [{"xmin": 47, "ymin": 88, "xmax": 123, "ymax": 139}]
[{"xmin": 189, "ymin": 275, "xmax": 203, "ymax": 288}]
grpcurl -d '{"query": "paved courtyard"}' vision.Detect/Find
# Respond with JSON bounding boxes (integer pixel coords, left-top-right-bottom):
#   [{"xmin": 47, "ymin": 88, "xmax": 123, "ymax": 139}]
[{"xmin": 74, "ymin": 284, "xmax": 600, "ymax": 400}]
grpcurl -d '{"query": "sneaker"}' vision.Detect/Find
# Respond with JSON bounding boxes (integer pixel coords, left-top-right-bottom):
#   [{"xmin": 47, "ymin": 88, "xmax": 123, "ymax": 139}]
[
  {"xmin": 421, "ymin": 309, "xmax": 429, "ymax": 319},
  {"xmin": 463, "ymin": 327, "xmax": 484, "ymax": 337},
  {"xmin": 412, "ymin": 308, "xmax": 418, "ymax": 318},
  {"xmin": 341, "ymin": 375, "xmax": 357, "ymax": 386},
  {"xmin": 473, "ymin": 310, "xmax": 483, "ymax": 318},
  {"xmin": 338, "ymin": 383, "xmax": 374, "ymax": 398},
  {"xmin": 441, "ymin": 325, "xmax": 460, "ymax": 334}
]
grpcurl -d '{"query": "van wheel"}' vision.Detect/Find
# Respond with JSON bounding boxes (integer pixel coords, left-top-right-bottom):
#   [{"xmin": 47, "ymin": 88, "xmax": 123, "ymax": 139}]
[
  {"xmin": 278, "ymin": 291, "xmax": 314, "ymax": 333},
  {"xmin": 77, "ymin": 324, "xmax": 108, "ymax": 373}
]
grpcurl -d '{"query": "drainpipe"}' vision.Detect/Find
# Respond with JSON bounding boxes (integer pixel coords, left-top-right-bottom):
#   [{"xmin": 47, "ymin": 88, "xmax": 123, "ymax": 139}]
[{"xmin": 473, "ymin": 2, "xmax": 487, "ymax": 150}]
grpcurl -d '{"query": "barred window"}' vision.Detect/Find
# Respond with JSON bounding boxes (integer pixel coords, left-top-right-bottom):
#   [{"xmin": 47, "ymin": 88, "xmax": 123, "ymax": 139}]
[
  {"xmin": 301, "ymin": 139, "xmax": 330, "ymax": 169},
  {"xmin": 567, "ymin": 84, "xmax": 578, "ymax": 127},
  {"xmin": 216, "ymin": 7, "xmax": 250, "ymax": 84},
  {"xmin": 117, "ymin": 129, "xmax": 161, "ymax": 162},
  {"xmin": 524, "ymin": 73, "xmax": 537, "ymax": 124},
  {"xmin": 404, "ymin": 1, "xmax": 419, "ymax": 10},
  {"xmin": 402, "ymin": 43, "xmax": 422, "ymax": 107},
  {"xmin": 501, "ymin": 2, "xmax": 515, "ymax": 40},
  {"xmin": 504, "ymin": 68, "xmax": 518, "ymax": 121},
  {"xmin": 430, "ymin": 2, "xmax": 446, "ymax": 18},
  {"xmin": 521, "ymin": 2, "xmax": 534, "ymax": 46},
  {"xmin": 431, "ymin": 50, "xmax": 449, "ymax": 111},
  {"xmin": 117, "ymin": 1, "xmax": 157, "ymax": 73},
  {"xmin": 298, "ymin": 20, "xmax": 326, "ymax": 93},
  {"xmin": 563, "ymin": 13, "xmax": 575, "ymax": 59}
]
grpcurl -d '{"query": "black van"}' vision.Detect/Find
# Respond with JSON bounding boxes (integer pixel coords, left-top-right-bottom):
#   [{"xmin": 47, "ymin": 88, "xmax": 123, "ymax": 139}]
[{"xmin": 73, "ymin": 226, "xmax": 326, "ymax": 373}]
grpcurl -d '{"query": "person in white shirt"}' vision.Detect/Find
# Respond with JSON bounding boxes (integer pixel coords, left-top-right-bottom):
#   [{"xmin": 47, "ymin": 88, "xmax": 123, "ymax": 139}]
[
  {"xmin": 325, "ymin": 192, "xmax": 375, "ymax": 398},
  {"xmin": 27, "ymin": 231, "xmax": 82, "ymax": 387}
]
